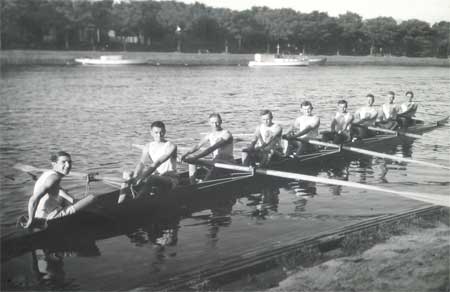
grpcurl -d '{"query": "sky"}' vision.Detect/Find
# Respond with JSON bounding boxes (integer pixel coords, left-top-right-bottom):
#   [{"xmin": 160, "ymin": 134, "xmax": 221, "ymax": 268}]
[{"xmin": 177, "ymin": 0, "xmax": 450, "ymax": 24}]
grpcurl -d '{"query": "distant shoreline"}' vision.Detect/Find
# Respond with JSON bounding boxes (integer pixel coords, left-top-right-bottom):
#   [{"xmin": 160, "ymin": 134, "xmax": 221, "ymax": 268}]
[{"xmin": 1, "ymin": 50, "xmax": 449, "ymax": 67}]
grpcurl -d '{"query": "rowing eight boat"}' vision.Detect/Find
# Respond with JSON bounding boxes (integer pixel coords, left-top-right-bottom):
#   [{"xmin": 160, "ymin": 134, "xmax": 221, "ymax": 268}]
[{"xmin": 7, "ymin": 116, "xmax": 449, "ymax": 240}]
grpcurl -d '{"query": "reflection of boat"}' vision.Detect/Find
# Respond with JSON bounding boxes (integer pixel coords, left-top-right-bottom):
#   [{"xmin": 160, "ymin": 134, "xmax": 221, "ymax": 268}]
[
  {"xmin": 74, "ymin": 55, "xmax": 148, "ymax": 65},
  {"xmin": 248, "ymin": 54, "xmax": 326, "ymax": 67},
  {"xmin": 308, "ymin": 57, "xmax": 327, "ymax": 65}
]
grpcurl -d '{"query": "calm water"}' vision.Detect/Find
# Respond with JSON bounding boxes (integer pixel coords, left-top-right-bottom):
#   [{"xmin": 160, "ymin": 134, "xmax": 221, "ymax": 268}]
[{"xmin": 1, "ymin": 64, "xmax": 449, "ymax": 290}]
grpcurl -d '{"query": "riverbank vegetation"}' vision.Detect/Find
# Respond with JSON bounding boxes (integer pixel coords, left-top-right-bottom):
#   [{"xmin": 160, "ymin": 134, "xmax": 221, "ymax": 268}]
[{"xmin": 1, "ymin": 0, "xmax": 449, "ymax": 58}]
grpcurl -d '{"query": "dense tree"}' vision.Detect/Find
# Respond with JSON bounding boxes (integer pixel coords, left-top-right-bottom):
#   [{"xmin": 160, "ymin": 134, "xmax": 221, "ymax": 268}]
[
  {"xmin": 336, "ymin": 12, "xmax": 365, "ymax": 55},
  {"xmin": 397, "ymin": 19, "xmax": 434, "ymax": 57},
  {"xmin": 431, "ymin": 21, "xmax": 450, "ymax": 58},
  {"xmin": 362, "ymin": 17, "xmax": 399, "ymax": 55},
  {"xmin": 0, "ymin": 0, "xmax": 447, "ymax": 57}
]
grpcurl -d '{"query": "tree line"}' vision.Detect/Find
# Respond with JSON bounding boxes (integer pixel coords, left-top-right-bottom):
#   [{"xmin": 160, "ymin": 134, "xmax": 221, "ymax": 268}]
[{"xmin": 1, "ymin": 0, "xmax": 449, "ymax": 57}]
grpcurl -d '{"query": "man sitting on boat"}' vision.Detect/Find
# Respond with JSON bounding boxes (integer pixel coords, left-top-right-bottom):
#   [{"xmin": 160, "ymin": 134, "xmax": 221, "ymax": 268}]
[
  {"xmin": 241, "ymin": 109, "xmax": 283, "ymax": 166},
  {"xmin": 22, "ymin": 151, "xmax": 96, "ymax": 228},
  {"xmin": 119, "ymin": 121, "xmax": 178, "ymax": 202},
  {"xmin": 282, "ymin": 101, "xmax": 320, "ymax": 155},
  {"xmin": 351, "ymin": 94, "xmax": 378, "ymax": 139},
  {"xmin": 321, "ymin": 99, "xmax": 354, "ymax": 144},
  {"xmin": 181, "ymin": 113, "xmax": 234, "ymax": 183},
  {"xmin": 376, "ymin": 91, "xmax": 400, "ymax": 130},
  {"xmin": 397, "ymin": 91, "xmax": 418, "ymax": 128}
]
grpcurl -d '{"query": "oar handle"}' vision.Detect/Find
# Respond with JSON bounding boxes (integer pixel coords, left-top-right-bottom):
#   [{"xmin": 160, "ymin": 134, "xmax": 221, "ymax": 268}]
[
  {"xmin": 293, "ymin": 138, "xmax": 340, "ymax": 149},
  {"xmin": 367, "ymin": 126, "xmax": 422, "ymax": 139}
]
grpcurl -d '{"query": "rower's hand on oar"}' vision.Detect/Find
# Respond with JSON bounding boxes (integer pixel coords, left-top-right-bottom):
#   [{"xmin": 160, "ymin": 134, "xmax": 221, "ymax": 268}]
[
  {"xmin": 18, "ymin": 216, "xmax": 37, "ymax": 229},
  {"xmin": 182, "ymin": 155, "xmax": 198, "ymax": 164},
  {"xmin": 282, "ymin": 134, "xmax": 294, "ymax": 140},
  {"xmin": 86, "ymin": 172, "xmax": 99, "ymax": 183}
]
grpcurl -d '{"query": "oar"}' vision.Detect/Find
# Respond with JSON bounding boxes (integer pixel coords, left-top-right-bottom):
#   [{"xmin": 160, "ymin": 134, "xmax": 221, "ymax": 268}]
[
  {"xmin": 12, "ymin": 163, "xmax": 124, "ymax": 184},
  {"xmin": 416, "ymin": 111, "xmax": 444, "ymax": 117},
  {"xmin": 300, "ymin": 139, "xmax": 450, "ymax": 170},
  {"xmin": 366, "ymin": 126, "xmax": 423, "ymax": 139},
  {"xmin": 194, "ymin": 160, "xmax": 449, "ymax": 207}
]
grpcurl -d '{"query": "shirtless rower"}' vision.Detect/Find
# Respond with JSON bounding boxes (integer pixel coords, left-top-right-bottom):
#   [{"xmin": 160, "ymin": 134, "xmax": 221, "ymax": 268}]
[
  {"xmin": 241, "ymin": 110, "xmax": 283, "ymax": 166},
  {"xmin": 283, "ymin": 101, "xmax": 320, "ymax": 155},
  {"xmin": 352, "ymin": 94, "xmax": 378, "ymax": 139},
  {"xmin": 322, "ymin": 99, "xmax": 354, "ymax": 144},
  {"xmin": 119, "ymin": 121, "xmax": 178, "ymax": 203},
  {"xmin": 397, "ymin": 91, "xmax": 418, "ymax": 128},
  {"xmin": 377, "ymin": 91, "xmax": 399, "ymax": 129},
  {"xmin": 23, "ymin": 151, "xmax": 96, "ymax": 228},
  {"xmin": 181, "ymin": 113, "xmax": 234, "ymax": 183}
]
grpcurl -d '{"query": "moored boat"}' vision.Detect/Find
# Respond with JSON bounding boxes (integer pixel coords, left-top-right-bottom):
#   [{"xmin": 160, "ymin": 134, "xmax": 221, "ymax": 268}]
[
  {"xmin": 74, "ymin": 55, "xmax": 148, "ymax": 65},
  {"xmin": 248, "ymin": 54, "xmax": 327, "ymax": 67}
]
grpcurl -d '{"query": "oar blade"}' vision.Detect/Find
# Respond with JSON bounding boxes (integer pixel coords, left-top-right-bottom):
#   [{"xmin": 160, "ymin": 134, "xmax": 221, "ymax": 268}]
[{"xmin": 13, "ymin": 163, "xmax": 43, "ymax": 173}]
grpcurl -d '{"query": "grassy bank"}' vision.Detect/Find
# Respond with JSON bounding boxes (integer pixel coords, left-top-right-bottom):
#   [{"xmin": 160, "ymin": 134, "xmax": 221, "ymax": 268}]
[{"xmin": 1, "ymin": 50, "xmax": 449, "ymax": 67}]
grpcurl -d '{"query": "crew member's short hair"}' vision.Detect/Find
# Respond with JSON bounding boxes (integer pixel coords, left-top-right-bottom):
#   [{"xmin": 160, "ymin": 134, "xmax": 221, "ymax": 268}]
[
  {"xmin": 388, "ymin": 91, "xmax": 395, "ymax": 96},
  {"xmin": 405, "ymin": 91, "xmax": 414, "ymax": 97},
  {"xmin": 50, "ymin": 151, "xmax": 71, "ymax": 162},
  {"xmin": 209, "ymin": 113, "xmax": 222, "ymax": 123},
  {"xmin": 151, "ymin": 121, "xmax": 166, "ymax": 130},
  {"xmin": 260, "ymin": 109, "xmax": 273, "ymax": 118},
  {"xmin": 337, "ymin": 99, "xmax": 347, "ymax": 106},
  {"xmin": 300, "ymin": 101, "xmax": 313, "ymax": 109},
  {"xmin": 366, "ymin": 93, "xmax": 374, "ymax": 99}
]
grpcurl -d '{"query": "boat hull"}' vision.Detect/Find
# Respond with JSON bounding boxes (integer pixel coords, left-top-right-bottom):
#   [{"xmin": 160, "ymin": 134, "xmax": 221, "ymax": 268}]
[
  {"xmin": 74, "ymin": 56, "xmax": 148, "ymax": 65},
  {"xmin": 248, "ymin": 60, "xmax": 309, "ymax": 67},
  {"xmin": 4, "ymin": 116, "xmax": 447, "ymax": 251}
]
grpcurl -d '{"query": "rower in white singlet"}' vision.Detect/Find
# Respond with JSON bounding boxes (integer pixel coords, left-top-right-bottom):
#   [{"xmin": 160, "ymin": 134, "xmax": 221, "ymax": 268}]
[
  {"xmin": 322, "ymin": 99, "xmax": 354, "ymax": 144},
  {"xmin": 118, "ymin": 121, "xmax": 178, "ymax": 203},
  {"xmin": 352, "ymin": 93, "xmax": 379, "ymax": 139},
  {"xmin": 23, "ymin": 151, "xmax": 96, "ymax": 229},
  {"xmin": 181, "ymin": 113, "xmax": 234, "ymax": 183},
  {"xmin": 242, "ymin": 109, "xmax": 283, "ymax": 166},
  {"xmin": 397, "ymin": 90, "xmax": 418, "ymax": 128},
  {"xmin": 377, "ymin": 91, "xmax": 400, "ymax": 129},
  {"xmin": 283, "ymin": 101, "xmax": 320, "ymax": 155}
]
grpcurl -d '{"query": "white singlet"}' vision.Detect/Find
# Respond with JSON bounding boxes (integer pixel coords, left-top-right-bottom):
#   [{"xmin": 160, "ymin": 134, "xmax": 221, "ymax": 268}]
[
  {"xmin": 147, "ymin": 141, "xmax": 177, "ymax": 175},
  {"xmin": 294, "ymin": 115, "xmax": 319, "ymax": 138},
  {"xmin": 256, "ymin": 123, "xmax": 283, "ymax": 152},
  {"xmin": 34, "ymin": 170, "xmax": 74, "ymax": 219},
  {"xmin": 207, "ymin": 130, "xmax": 234, "ymax": 162}
]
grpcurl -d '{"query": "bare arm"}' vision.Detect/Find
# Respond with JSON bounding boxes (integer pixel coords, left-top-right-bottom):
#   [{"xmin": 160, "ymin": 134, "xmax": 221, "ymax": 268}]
[
  {"xmin": 290, "ymin": 117, "xmax": 320, "ymax": 139},
  {"xmin": 189, "ymin": 131, "xmax": 233, "ymax": 159},
  {"xmin": 139, "ymin": 143, "xmax": 177, "ymax": 179},
  {"xmin": 260, "ymin": 125, "xmax": 282, "ymax": 150},
  {"xmin": 133, "ymin": 143, "xmax": 152, "ymax": 178},
  {"xmin": 247, "ymin": 126, "xmax": 261, "ymax": 149},
  {"xmin": 181, "ymin": 135, "xmax": 209, "ymax": 161},
  {"xmin": 330, "ymin": 115, "xmax": 337, "ymax": 132},
  {"xmin": 25, "ymin": 174, "xmax": 59, "ymax": 228},
  {"xmin": 342, "ymin": 114, "xmax": 354, "ymax": 132},
  {"xmin": 58, "ymin": 188, "xmax": 74, "ymax": 204}
]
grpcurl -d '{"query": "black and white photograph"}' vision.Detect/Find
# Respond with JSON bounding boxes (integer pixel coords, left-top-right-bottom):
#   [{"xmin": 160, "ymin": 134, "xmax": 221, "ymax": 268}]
[{"xmin": 1, "ymin": 0, "xmax": 449, "ymax": 291}]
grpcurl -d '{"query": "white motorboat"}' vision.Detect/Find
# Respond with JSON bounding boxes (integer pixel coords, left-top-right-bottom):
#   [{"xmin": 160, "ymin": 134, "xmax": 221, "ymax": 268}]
[
  {"xmin": 74, "ymin": 55, "xmax": 148, "ymax": 65},
  {"xmin": 248, "ymin": 54, "xmax": 326, "ymax": 67}
]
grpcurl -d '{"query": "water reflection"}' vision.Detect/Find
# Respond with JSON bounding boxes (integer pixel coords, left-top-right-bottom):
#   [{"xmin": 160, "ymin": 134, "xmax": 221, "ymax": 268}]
[{"xmin": 247, "ymin": 186, "xmax": 280, "ymax": 219}]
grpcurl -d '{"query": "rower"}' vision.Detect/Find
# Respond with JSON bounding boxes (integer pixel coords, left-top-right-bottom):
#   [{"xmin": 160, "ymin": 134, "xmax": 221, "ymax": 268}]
[
  {"xmin": 322, "ymin": 99, "xmax": 354, "ymax": 144},
  {"xmin": 397, "ymin": 91, "xmax": 418, "ymax": 128},
  {"xmin": 283, "ymin": 101, "xmax": 320, "ymax": 155},
  {"xmin": 376, "ymin": 91, "xmax": 399, "ymax": 129},
  {"xmin": 23, "ymin": 151, "xmax": 96, "ymax": 228},
  {"xmin": 181, "ymin": 113, "xmax": 234, "ymax": 183},
  {"xmin": 119, "ymin": 121, "xmax": 178, "ymax": 203},
  {"xmin": 352, "ymin": 94, "xmax": 378, "ymax": 139},
  {"xmin": 241, "ymin": 109, "xmax": 283, "ymax": 166}
]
